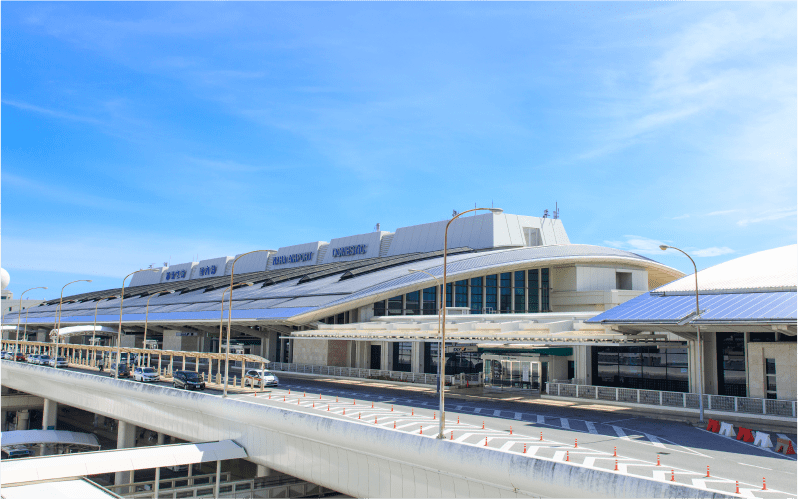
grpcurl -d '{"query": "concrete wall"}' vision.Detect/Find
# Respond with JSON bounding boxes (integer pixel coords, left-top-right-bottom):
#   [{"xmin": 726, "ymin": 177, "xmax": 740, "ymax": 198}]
[
  {"xmin": 747, "ymin": 341, "xmax": 797, "ymax": 400},
  {"xmin": 293, "ymin": 339, "xmax": 329, "ymax": 366},
  {"xmin": 1, "ymin": 363, "xmax": 725, "ymax": 499}
]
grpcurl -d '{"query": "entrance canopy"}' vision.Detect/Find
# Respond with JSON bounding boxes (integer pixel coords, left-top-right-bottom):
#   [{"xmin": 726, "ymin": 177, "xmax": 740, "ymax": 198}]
[
  {"xmin": 1, "ymin": 439, "xmax": 247, "ymax": 486},
  {"xmin": 289, "ymin": 313, "xmax": 673, "ymax": 346},
  {"xmin": 49, "ymin": 325, "xmax": 118, "ymax": 339}
]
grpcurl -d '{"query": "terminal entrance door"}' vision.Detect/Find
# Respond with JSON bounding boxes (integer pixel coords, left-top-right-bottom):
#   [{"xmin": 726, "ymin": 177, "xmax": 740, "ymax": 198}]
[
  {"xmin": 483, "ymin": 355, "xmax": 541, "ymax": 391},
  {"xmin": 370, "ymin": 345, "xmax": 381, "ymax": 370}
]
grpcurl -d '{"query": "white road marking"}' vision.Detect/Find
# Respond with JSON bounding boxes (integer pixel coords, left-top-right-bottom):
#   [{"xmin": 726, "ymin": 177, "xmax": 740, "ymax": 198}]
[
  {"xmin": 493, "ymin": 410, "xmax": 502, "ymax": 417},
  {"xmin": 537, "ymin": 415, "xmax": 545, "ymax": 425},
  {"xmin": 644, "ymin": 433, "xmax": 666, "ymax": 448},
  {"xmin": 514, "ymin": 412, "xmax": 522, "ymax": 420},
  {"xmin": 738, "ymin": 462, "xmax": 772, "ymax": 470},
  {"xmin": 474, "ymin": 408, "xmax": 482, "ymax": 414},
  {"xmin": 612, "ymin": 425, "xmax": 630, "ymax": 440},
  {"xmin": 585, "ymin": 422, "xmax": 598, "ymax": 435},
  {"xmin": 560, "ymin": 418, "xmax": 570, "ymax": 430}
]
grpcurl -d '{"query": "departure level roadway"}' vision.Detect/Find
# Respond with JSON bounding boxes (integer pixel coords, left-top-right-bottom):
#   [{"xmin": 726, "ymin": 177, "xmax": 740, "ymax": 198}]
[{"xmin": 58, "ymin": 365, "xmax": 796, "ymax": 498}]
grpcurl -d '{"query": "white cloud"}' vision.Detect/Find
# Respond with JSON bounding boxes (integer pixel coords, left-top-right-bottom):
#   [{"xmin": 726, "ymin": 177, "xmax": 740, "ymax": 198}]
[
  {"xmin": 604, "ymin": 235, "xmax": 667, "ymax": 255},
  {"xmin": 692, "ymin": 247, "xmax": 734, "ymax": 257},
  {"xmin": 671, "ymin": 214, "xmax": 690, "ymax": 220},
  {"xmin": 737, "ymin": 208, "xmax": 797, "ymax": 227}
]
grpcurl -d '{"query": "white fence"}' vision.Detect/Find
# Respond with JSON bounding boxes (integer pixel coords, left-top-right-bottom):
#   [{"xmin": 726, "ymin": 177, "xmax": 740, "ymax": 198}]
[
  {"xmin": 546, "ymin": 382, "xmax": 797, "ymax": 418},
  {"xmin": 269, "ymin": 362, "xmax": 461, "ymax": 386}
]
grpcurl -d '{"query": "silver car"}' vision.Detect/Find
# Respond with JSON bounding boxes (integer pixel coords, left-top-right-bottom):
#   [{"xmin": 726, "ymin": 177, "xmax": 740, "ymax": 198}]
[
  {"xmin": 49, "ymin": 356, "xmax": 68, "ymax": 368},
  {"xmin": 244, "ymin": 369, "xmax": 279, "ymax": 388},
  {"xmin": 133, "ymin": 366, "xmax": 159, "ymax": 382}
]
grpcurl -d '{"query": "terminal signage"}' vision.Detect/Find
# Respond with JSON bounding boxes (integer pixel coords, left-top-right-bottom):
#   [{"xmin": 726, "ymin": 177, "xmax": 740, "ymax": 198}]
[
  {"xmin": 332, "ymin": 244, "xmax": 368, "ymax": 258},
  {"xmin": 272, "ymin": 252, "xmax": 314, "ymax": 266},
  {"xmin": 165, "ymin": 270, "xmax": 187, "ymax": 280},
  {"xmin": 198, "ymin": 265, "xmax": 218, "ymax": 276}
]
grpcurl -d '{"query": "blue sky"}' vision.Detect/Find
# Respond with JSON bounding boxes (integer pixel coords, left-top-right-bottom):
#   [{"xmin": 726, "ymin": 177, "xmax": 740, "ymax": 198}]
[{"xmin": 3, "ymin": 2, "xmax": 796, "ymax": 301}]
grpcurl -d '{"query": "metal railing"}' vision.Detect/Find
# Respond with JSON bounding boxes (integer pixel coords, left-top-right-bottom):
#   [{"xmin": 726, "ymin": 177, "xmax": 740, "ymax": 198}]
[
  {"xmin": 120, "ymin": 474, "xmax": 334, "ymax": 499},
  {"xmin": 269, "ymin": 361, "xmax": 457, "ymax": 386},
  {"xmin": 546, "ymin": 382, "xmax": 797, "ymax": 418}
]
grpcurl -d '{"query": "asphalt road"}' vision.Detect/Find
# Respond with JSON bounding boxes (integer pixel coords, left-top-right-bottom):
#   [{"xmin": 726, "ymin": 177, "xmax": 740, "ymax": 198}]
[{"xmin": 51, "ymin": 365, "xmax": 798, "ymax": 498}]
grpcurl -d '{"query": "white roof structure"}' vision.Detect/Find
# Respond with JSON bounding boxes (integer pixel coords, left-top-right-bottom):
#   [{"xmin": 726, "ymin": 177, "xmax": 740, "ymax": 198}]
[
  {"xmin": 657, "ymin": 244, "xmax": 798, "ymax": 295},
  {"xmin": 49, "ymin": 325, "xmax": 118, "ymax": 338},
  {"xmin": 1, "ymin": 440, "xmax": 247, "ymax": 486},
  {"xmin": 1, "ymin": 430, "xmax": 100, "ymax": 449},
  {"xmin": 1, "ymin": 478, "xmax": 122, "ymax": 499}
]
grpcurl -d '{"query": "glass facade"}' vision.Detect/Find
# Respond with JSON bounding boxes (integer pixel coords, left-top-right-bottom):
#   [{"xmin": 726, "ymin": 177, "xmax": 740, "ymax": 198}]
[
  {"xmin": 514, "ymin": 271, "xmax": 526, "ymax": 313},
  {"xmin": 422, "ymin": 286, "xmax": 437, "ymax": 315},
  {"xmin": 593, "ymin": 346, "xmax": 689, "ymax": 392},
  {"xmin": 528, "ymin": 269, "xmax": 539, "ymax": 313},
  {"xmin": 455, "ymin": 280, "xmax": 468, "ymax": 308},
  {"xmin": 485, "ymin": 274, "xmax": 497, "ymax": 313},
  {"xmin": 424, "ymin": 342, "xmax": 481, "ymax": 375},
  {"xmin": 484, "ymin": 355, "xmax": 541, "ymax": 390},
  {"xmin": 393, "ymin": 342, "xmax": 412, "ymax": 372},
  {"xmin": 405, "ymin": 291, "xmax": 420, "ymax": 315},
  {"xmin": 424, "ymin": 342, "xmax": 440, "ymax": 374},
  {"xmin": 470, "ymin": 277, "xmax": 483, "ymax": 314},
  {"xmin": 716, "ymin": 332, "xmax": 746, "ymax": 397},
  {"xmin": 500, "ymin": 273, "xmax": 511, "ymax": 313},
  {"xmin": 372, "ymin": 266, "xmax": 553, "ymax": 317}
]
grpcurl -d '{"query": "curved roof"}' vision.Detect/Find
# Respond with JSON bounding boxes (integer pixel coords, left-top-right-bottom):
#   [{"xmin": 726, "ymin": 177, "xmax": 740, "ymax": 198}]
[
  {"xmin": 656, "ymin": 244, "xmax": 797, "ymax": 295},
  {"xmin": 50, "ymin": 325, "xmax": 118, "ymax": 338},
  {"xmin": 1, "ymin": 430, "xmax": 100, "ymax": 449},
  {"xmin": 10, "ymin": 244, "xmax": 682, "ymax": 326}
]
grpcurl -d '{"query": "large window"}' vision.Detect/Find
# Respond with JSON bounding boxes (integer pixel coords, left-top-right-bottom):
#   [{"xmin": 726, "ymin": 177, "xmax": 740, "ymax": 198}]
[
  {"xmin": 470, "ymin": 277, "xmax": 483, "ymax": 314},
  {"xmin": 388, "ymin": 295, "xmax": 403, "ymax": 315},
  {"xmin": 405, "ymin": 291, "xmax": 420, "ymax": 315},
  {"xmin": 528, "ymin": 269, "xmax": 539, "ymax": 313},
  {"xmin": 393, "ymin": 342, "xmax": 412, "ymax": 372},
  {"xmin": 374, "ymin": 300, "xmax": 386, "ymax": 317},
  {"xmin": 541, "ymin": 268, "xmax": 550, "ymax": 312},
  {"xmin": 485, "ymin": 274, "xmax": 497, "ymax": 313},
  {"xmin": 500, "ymin": 273, "xmax": 511, "ymax": 313},
  {"xmin": 455, "ymin": 280, "xmax": 468, "ymax": 308},
  {"xmin": 766, "ymin": 358, "xmax": 777, "ymax": 399},
  {"xmin": 514, "ymin": 271, "xmax": 526, "ymax": 313},
  {"xmin": 446, "ymin": 283, "xmax": 453, "ymax": 307},
  {"xmin": 716, "ymin": 332, "xmax": 746, "ymax": 397},
  {"xmin": 593, "ymin": 346, "xmax": 689, "ymax": 392},
  {"xmin": 422, "ymin": 286, "xmax": 437, "ymax": 315},
  {"xmin": 424, "ymin": 342, "xmax": 439, "ymax": 374}
]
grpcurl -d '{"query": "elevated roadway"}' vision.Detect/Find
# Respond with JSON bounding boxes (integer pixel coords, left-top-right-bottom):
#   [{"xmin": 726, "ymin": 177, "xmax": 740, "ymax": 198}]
[{"xmin": 1, "ymin": 361, "xmax": 746, "ymax": 498}]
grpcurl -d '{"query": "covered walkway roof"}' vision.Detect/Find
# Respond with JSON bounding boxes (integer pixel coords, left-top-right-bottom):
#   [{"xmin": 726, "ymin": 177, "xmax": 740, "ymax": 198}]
[
  {"xmin": 49, "ymin": 325, "xmax": 118, "ymax": 338},
  {"xmin": 1, "ymin": 439, "xmax": 247, "ymax": 486},
  {"xmin": 1, "ymin": 430, "xmax": 100, "ymax": 450}
]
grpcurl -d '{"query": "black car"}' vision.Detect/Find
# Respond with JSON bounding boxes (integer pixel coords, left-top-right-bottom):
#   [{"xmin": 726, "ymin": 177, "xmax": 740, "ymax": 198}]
[
  {"xmin": 110, "ymin": 362, "xmax": 130, "ymax": 378},
  {"xmin": 173, "ymin": 370, "xmax": 205, "ymax": 391}
]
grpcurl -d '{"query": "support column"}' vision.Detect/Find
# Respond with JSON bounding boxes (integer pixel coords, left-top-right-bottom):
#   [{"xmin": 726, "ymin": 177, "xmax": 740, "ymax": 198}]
[
  {"xmin": 154, "ymin": 432, "xmax": 165, "ymax": 499},
  {"xmin": 115, "ymin": 420, "xmax": 137, "ymax": 492},
  {"xmin": 16, "ymin": 409, "xmax": 30, "ymax": 430},
  {"xmin": 42, "ymin": 399, "xmax": 58, "ymax": 430},
  {"xmin": 256, "ymin": 465, "xmax": 274, "ymax": 477}
]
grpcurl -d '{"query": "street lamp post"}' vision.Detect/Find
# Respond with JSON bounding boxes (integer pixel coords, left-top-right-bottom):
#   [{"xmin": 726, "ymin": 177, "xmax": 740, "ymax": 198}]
[
  {"xmin": 224, "ymin": 250, "xmax": 271, "ymax": 397},
  {"xmin": 54, "ymin": 280, "xmax": 92, "ymax": 359},
  {"xmin": 93, "ymin": 295, "xmax": 119, "ymax": 368},
  {"xmin": 116, "ymin": 269, "xmax": 159, "ymax": 380},
  {"xmin": 660, "ymin": 244, "xmax": 705, "ymax": 422},
  {"xmin": 16, "ymin": 287, "xmax": 48, "ymax": 359},
  {"xmin": 142, "ymin": 291, "xmax": 174, "ymax": 368},
  {"xmin": 408, "ymin": 269, "xmax": 443, "ymax": 396},
  {"xmin": 439, "ymin": 207, "xmax": 503, "ymax": 439}
]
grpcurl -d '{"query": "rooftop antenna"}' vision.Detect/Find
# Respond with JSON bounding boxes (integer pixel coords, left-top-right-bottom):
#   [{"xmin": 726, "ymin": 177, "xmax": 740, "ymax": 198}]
[
  {"xmin": 452, "ymin": 209, "xmax": 458, "ymax": 217},
  {"xmin": 163, "ymin": 262, "xmax": 168, "ymax": 268},
  {"xmin": 375, "ymin": 223, "xmax": 381, "ymax": 231},
  {"xmin": 553, "ymin": 202, "xmax": 560, "ymax": 220},
  {"xmin": 542, "ymin": 209, "xmax": 549, "ymax": 219}
]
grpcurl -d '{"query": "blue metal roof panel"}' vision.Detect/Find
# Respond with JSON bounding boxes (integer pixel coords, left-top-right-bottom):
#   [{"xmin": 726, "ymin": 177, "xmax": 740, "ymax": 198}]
[
  {"xmin": 588, "ymin": 291, "xmax": 797, "ymax": 324},
  {"xmin": 17, "ymin": 307, "xmax": 318, "ymax": 325}
]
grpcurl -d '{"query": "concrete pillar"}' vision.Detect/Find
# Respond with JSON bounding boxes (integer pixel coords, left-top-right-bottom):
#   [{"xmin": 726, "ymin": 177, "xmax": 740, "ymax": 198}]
[
  {"xmin": 154, "ymin": 432, "xmax": 165, "ymax": 499},
  {"xmin": 16, "ymin": 409, "xmax": 30, "ymax": 430},
  {"xmin": 115, "ymin": 421, "xmax": 137, "ymax": 491},
  {"xmin": 256, "ymin": 465, "xmax": 274, "ymax": 477},
  {"xmin": 411, "ymin": 342, "xmax": 422, "ymax": 374},
  {"xmin": 42, "ymin": 399, "xmax": 58, "ymax": 430}
]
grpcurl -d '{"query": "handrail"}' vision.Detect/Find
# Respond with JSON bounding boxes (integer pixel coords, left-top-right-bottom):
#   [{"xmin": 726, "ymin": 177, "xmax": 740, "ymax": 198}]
[{"xmin": 546, "ymin": 382, "xmax": 797, "ymax": 418}]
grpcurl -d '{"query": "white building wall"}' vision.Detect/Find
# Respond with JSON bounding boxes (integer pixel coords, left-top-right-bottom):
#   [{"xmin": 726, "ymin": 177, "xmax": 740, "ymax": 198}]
[
  {"xmin": 227, "ymin": 251, "xmax": 274, "ymax": 275},
  {"xmin": 321, "ymin": 232, "xmax": 390, "ymax": 264},
  {"xmin": 267, "ymin": 241, "xmax": 328, "ymax": 270},
  {"xmin": 129, "ymin": 268, "xmax": 165, "ymax": 287},
  {"xmin": 191, "ymin": 256, "xmax": 233, "ymax": 279},
  {"xmin": 160, "ymin": 262, "xmax": 197, "ymax": 284},
  {"xmin": 574, "ymin": 266, "xmax": 649, "ymax": 292}
]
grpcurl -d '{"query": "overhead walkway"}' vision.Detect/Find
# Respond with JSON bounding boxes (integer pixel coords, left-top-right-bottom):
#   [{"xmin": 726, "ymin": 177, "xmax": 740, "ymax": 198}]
[
  {"xmin": 1, "ymin": 429, "xmax": 100, "ymax": 454},
  {"xmin": 2, "ymin": 361, "xmax": 729, "ymax": 498}
]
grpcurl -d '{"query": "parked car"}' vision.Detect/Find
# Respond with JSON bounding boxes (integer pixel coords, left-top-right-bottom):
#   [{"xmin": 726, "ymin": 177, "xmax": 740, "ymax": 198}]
[
  {"xmin": 1, "ymin": 445, "xmax": 33, "ymax": 459},
  {"xmin": 110, "ymin": 362, "xmax": 130, "ymax": 378},
  {"xmin": 37, "ymin": 354, "xmax": 52, "ymax": 366},
  {"xmin": 173, "ymin": 370, "xmax": 205, "ymax": 391},
  {"xmin": 14, "ymin": 352, "xmax": 26, "ymax": 362},
  {"xmin": 133, "ymin": 366, "xmax": 160, "ymax": 382},
  {"xmin": 48, "ymin": 356, "xmax": 68, "ymax": 368},
  {"xmin": 244, "ymin": 369, "xmax": 279, "ymax": 388},
  {"xmin": 26, "ymin": 354, "xmax": 39, "ymax": 364}
]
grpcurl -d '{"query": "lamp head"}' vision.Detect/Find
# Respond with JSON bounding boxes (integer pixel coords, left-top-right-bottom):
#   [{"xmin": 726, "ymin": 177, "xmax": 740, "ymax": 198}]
[
  {"xmin": 659, "ymin": 245, "xmax": 669, "ymax": 251},
  {"xmin": 489, "ymin": 208, "xmax": 503, "ymax": 214},
  {"xmin": 87, "ymin": 280, "xmax": 93, "ymax": 283},
  {"xmin": 408, "ymin": 269, "xmax": 420, "ymax": 273}
]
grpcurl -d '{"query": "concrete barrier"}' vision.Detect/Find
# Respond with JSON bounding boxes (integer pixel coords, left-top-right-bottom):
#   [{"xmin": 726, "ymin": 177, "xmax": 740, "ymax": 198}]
[{"xmin": 1, "ymin": 361, "xmax": 735, "ymax": 499}]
